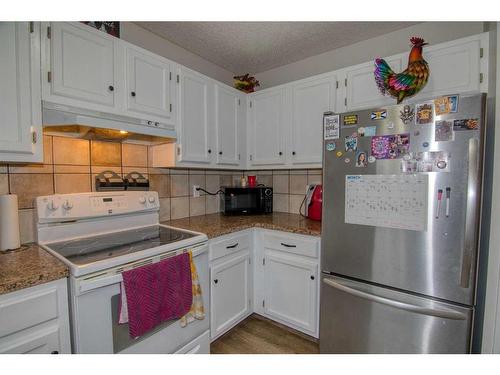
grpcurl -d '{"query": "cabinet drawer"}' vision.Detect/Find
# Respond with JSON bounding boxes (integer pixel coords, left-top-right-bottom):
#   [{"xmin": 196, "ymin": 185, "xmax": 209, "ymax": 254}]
[
  {"xmin": 209, "ymin": 232, "xmax": 251, "ymax": 261},
  {"xmin": 262, "ymin": 231, "xmax": 319, "ymax": 258},
  {"xmin": 0, "ymin": 285, "xmax": 59, "ymax": 338},
  {"xmin": 174, "ymin": 330, "xmax": 210, "ymax": 354},
  {"xmin": 0, "ymin": 325, "xmax": 61, "ymax": 354}
]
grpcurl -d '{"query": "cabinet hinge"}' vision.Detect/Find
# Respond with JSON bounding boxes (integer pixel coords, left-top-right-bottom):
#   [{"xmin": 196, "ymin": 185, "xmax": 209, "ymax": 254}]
[
  {"xmin": 47, "ymin": 71, "xmax": 52, "ymax": 83},
  {"xmin": 29, "ymin": 22, "xmax": 34, "ymax": 33},
  {"xmin": 480, "ymin": 48, "xmax": 484, "ymax": 58},
  {"xmin": 480, "ymin": 73, "xmax": 484, "ymax": 83},
  {"xmin": 344, "ymin": 98, "xmax": 347, "ymax": 106},
  {"xmin": 170, "ymin": 103, "xmax": 173, "ymax": 112},
  {"xmin": 262, "ymin": 258, "xmax": 265, "ymax": 266},
  {"xmin": 249, "ymin": 154, "xmax": 253, "ymax": 161},
  {"xmin": 177, "ymin": 146, "xmax": 181, "ymax": 156},
  {"xmin": 344, "ymin": 78, "xmax": 347, "ymax": 87},
  {"xmin": 262, "ymin": 300, "xmax": 265, "ymax": 308},
  {"xmin": 169, "ymin": 72, "xmax": 172, "ymax": 81},
  {"xmin": 249, "ymin": 101, "xmax": 252, "ymax": 108},
  {"xmin": 31, "ymin": 129, "xmax": 37, "ymax": 144},
  {"xmin": 238, "ymin": 99, "xmax": 241, "ymax": 105},
  {"xmin": 238, "ymin": 154, "xmax": 241, "ymax": 161},
  {"xmin": 336, "ymin": 81, "xmax": 339, "ymax": 89},
  {"xmin": 47, "ymin": 26, "xmax": 51, "ymax": 39},
  {"xmin": 248, "ymin": 257, "xmax": 251, "ymax": 264},
  {"xmin": 176, "ymin": 75, "xmax": 179, "ymax": 84}
]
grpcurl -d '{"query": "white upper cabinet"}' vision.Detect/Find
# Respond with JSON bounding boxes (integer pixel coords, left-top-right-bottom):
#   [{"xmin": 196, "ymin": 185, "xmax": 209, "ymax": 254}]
[
  {"xmin": 125, "ymin": 45, "xmax": 174, "ymax": 124},
  {"xmin": 44, "ymin": 22, "xmax": 117, "ymax": 107},
  {"xmin": 248, "ymin": 89, "xmax": 286, "ymax": 166},
  {"xmin": 0, "ymin": 22, "xmax": 42, "ymax": 163},
  {"xmin": 215, "ymin": 84, "xmax": 240, "ymax": 166},
  {"xmin": 418, "ymin": 35, "xmax": 485, "ymax": 97},
  {"xmin": 343, "ymin": 56, "xmax": 403, "ymax": 111},
  {"xmin": 290, "ymin": 75, "xmax": 337, "ymax": 165},
  {"xmin": 177, "ymin": 67, "xmax": 213, "ymax": 164}
]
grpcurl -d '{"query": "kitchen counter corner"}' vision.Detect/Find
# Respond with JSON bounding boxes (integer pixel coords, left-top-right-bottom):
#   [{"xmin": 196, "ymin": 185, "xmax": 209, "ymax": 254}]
[
  {"xmin": 0, "ymin": 244, "xmax": 69, "ymax": 295},
  {"xmin": 162, "ymin": 212, "xmax": 322, "ymax": 239}
]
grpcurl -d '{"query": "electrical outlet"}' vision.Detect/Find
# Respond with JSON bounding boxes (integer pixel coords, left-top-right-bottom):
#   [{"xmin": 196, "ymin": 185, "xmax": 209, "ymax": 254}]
[{"xmin": 193, "ymin": 185, "xmax": 200, "ymax": 198}]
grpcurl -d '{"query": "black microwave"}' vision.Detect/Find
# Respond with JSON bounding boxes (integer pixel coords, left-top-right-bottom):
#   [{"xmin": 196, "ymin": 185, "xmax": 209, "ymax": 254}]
[{"xmin": 221, "ymin": 186, "xmax": 273, "ymax": 215}]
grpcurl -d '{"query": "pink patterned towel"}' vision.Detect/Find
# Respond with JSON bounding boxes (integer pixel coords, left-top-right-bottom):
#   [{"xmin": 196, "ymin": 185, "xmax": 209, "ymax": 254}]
[{"xmin": 119, "ymin": 253, "xmax": 193, "ymax": 338}]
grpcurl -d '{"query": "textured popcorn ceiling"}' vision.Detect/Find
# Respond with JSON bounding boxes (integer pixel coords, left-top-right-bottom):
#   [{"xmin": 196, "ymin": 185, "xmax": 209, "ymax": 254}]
[{"xmin": 135, "ymin": 22, "xmax": 419, "ymax": 74}]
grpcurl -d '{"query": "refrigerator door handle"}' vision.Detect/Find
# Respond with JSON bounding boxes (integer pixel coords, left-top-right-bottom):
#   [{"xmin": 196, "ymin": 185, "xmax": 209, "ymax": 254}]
[
  {"xmin": 461, "ymin": 137, "xmax": 480, "ymax": 288},
  {"xmin": 322, "ymin": 278, "xmax": 467, "ymax": 321}
]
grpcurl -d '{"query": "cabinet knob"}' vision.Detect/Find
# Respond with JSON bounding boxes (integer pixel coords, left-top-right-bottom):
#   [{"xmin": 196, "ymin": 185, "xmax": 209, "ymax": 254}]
[
  {"xmin": 292, "ymin": 151, "xmax": 296, "ymax": 156},
  {"xmin": 310, "ymin": 275, "xmax": 315, "ymax": 280},
  {"xmin": 214, "ymin": 279, "xmax": 218, "ymax": 284},
  {"xmin": 279, "ymin": 151, "xmax": 283, "ymax": 156},
  {"xmin": 154, "ymin": 122, "xmax": 159, "ymax": 127},
  {"xmin": 208, "ymin": 149, "xmax": 212, "ymax": 154},
  {"xmin": 219, "ymin": 151, "xmax": 223, "ymax": 155},
  {"xmin": 108, "ymin": 85, "xmax": 114, "ymax": 92},
  {"xmin": 147, "ymin": 121, "xmax": 152, "ymax": 125},
  {"xmin": 131, "ymin": 91, "xmax": 136, "ymax": 97},
  {"xmin": 51, "ymin": 350, "xmax": 59, "ymax": 354}
]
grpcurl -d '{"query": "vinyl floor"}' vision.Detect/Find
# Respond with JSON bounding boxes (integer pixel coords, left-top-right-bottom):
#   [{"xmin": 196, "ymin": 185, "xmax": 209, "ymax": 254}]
[{"xmin": 210, "ymin": 314, "xmax": 319, "ymax": 354}]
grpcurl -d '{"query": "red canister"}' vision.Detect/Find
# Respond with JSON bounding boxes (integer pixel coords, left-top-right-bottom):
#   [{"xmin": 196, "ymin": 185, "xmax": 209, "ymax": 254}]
[{"xmin": 247, "ymin": 175, "xmax": 256, "ymax": 187}]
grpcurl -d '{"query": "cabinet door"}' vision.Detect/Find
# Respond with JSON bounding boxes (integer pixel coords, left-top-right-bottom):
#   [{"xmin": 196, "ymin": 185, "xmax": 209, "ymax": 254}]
[
  {"xmin": 215, "ymin": 84, "xmax": 240, "ymax": 166},
  {"xmin": 210, "ymin": 251, "xmax": 251, "ymax": 339},
  {"xmin": 290, "ymin": 75, "xmax": 336, "ymax": 165},
  {"xmin": 0, "ymin": 22, "xmax": 42, "ymax": 163},
  {"xmin": 263, "ymin": 251, "xmax": 318, "ymax": 335},
  {"xmin": 344, "ymin": 57, "xmax": 403, "ymax": 111},
  {"xmin": 178, "ymin": 68, "xmax": 212, "ymax": 164},
  {"xmin": 418, "ymin": 36, "xmax": 482, "ymax": 97},
  {"xmin": 48, "ymin": 22, "xmax": 116, "ymax": 107},
  {"xmin": 248, "ymin": 89, "xmax": 286, "ymax": 166},
  {"xmin": 126, "ymin": 46, "xmax": 173, "ymax": 123}
]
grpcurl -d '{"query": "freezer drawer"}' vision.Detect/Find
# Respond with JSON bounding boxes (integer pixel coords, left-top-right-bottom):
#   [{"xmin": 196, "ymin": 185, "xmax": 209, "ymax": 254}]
[{"xmin": 319, "ymin": 275, "xmax": 472, "ymax": 354}]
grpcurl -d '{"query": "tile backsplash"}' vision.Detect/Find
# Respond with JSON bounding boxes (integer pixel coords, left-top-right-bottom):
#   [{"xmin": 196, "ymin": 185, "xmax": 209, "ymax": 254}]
[{"xmin": 0, "ymin": 135, "xmax": 322, "ymax": 244}]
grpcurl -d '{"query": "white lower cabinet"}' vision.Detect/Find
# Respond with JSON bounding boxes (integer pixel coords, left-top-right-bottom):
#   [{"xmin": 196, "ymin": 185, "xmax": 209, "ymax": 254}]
[
  {"xmin": 209, "ymin": 229, "xmax": 320, "ymax": 341},
  {"xmin": 209, "ymin": 231, "xmax": 253, "ymax": 341},
  {"xmin": 262, "ymin": 251, "xmax": 318, "ymax": 335},
  {"xmin": 0, "ymin": 279, "xmax": 71, "ymax": 354}
]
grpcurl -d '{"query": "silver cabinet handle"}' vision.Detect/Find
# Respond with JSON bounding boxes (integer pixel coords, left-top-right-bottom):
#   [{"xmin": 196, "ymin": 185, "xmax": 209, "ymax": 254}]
[
  {"xmin": 461, "ymin": 137, "xmax": 480, "ymax": 288},
  {"xmin": 226, "ymin": 243, "xmax": 238, "ymax": 249},
  {"xmin": 280, "ymin": 242, "xmax": 296, "ymax": 248},
  {"xmin": 322, "ymin": 278, "xmax": 467, "ymax": 320}
]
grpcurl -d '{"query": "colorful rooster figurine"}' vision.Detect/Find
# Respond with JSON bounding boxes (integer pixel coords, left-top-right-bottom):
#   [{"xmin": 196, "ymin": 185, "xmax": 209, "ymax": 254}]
[{"xmin": 374, "ymin": 37, "xmax": 430, "ymax": 104}]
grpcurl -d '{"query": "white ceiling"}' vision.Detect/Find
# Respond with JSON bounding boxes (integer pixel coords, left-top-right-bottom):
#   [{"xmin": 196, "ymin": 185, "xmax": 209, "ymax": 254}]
[{"xmin": 135, "ymin": 22, "xmax": 419, "ymax": 74}]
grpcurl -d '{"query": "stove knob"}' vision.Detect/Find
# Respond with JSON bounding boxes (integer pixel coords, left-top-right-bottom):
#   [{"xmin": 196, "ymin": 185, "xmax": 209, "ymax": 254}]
[
  {"xmin": 62, "ymin": 200, "xmax": 73, "ymax": 210},
  {"xmin": 47, "ymin": 200, "xmax": 59, "ymax": 211},
  {"xmin": 148, "ymin": 195, "xmax": 156, "ymax": 203},
  {"xmin": 139, "ymin": 196, "xmax": 146, "ymax": 204}
]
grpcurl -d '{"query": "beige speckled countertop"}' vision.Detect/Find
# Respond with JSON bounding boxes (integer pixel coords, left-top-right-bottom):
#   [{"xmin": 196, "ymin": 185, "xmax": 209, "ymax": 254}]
[
  {"xmin": 0, "ymin": 244, "xmax": 69, "ymax": 296},
  {"xmin": 162, "ymin": 212, "xmax": 321, "ymax": 239}
]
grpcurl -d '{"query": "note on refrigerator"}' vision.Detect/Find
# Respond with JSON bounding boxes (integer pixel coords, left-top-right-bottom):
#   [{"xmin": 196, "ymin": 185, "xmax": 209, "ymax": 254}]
[{"xmin": 345, "ymin": 174, "xmax": 428, "ymax": 231}]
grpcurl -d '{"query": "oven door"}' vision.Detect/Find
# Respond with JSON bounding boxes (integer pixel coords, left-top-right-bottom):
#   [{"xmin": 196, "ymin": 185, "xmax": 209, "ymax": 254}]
[
  {"xmin": 224, "ymin": 188, "xmax": 263, "ymax": 214},
  {"xmin": 70, "ymin": 244, "xmax": 209, "ymax": 354}
]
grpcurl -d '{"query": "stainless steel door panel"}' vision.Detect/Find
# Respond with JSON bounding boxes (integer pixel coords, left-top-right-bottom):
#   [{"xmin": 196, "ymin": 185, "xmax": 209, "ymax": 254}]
[
  {"xmin": 319, "ymin": 275, "xmax": 472, "ymax": 353},
  {"xmin": 321, "ymin": 94, "xmax": 485, "ymax": 305}
]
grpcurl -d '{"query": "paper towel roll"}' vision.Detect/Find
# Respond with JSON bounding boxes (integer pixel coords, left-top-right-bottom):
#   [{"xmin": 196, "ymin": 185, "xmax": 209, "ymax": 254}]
[{"xmin": 0, "ymin": 194, "xmax": 21, "ymax": 251}]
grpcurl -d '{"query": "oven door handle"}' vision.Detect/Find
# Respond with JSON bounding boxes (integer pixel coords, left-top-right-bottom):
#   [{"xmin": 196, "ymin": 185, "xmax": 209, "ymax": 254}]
[{"xmin": 77, "ymin": 273, "xmax": 123, "ymax": 295}]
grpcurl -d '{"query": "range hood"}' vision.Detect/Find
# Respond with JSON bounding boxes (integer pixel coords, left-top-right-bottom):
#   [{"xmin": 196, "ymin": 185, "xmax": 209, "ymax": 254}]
[{"xmin": 42, "ymin": 102, "xmax": 176, "ymax": 144}]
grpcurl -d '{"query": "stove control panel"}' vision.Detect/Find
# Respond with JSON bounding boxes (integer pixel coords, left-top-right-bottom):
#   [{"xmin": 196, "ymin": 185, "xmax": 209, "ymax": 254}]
[{"xmin": 36, "ymin": 191, "xmax": 160, "ymax": 223}]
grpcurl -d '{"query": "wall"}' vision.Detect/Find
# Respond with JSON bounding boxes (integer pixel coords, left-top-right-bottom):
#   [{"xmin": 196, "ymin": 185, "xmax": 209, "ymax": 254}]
[
  {"xmin": 0, "ymin": 136, "xmax": 319, "ymax": 245},
  {"xmin": 255, "ymin": 22, "xmax": 485, "ymax": 89},
  {"xmin": 120, "ymin": 22, "xmax": 234, "ymax": 86}
]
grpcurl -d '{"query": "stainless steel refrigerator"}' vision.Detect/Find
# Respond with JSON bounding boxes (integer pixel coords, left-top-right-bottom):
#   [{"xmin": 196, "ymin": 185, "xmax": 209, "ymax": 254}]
[{"xmin": 319, "ymin": 93, "xmax": 486, "ymax": 353}]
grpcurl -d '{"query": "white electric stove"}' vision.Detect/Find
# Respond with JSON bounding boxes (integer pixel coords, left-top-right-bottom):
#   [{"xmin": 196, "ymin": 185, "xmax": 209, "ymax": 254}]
[{"xmin": 36, "ymin": 191, "xmax": 210, "ymax": 354}]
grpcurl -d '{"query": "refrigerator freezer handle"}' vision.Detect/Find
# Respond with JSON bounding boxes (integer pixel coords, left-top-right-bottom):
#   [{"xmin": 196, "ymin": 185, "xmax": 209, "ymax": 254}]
[
  {"xmin": 461, "ymin": 138, "xmax": 480, "ymax": 288},
  {"xmin": 322, "ymin": 278, "xmax": 467, "ymax": 321}
]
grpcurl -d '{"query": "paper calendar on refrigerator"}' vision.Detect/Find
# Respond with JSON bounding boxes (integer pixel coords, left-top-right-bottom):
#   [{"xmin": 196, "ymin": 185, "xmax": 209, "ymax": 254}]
[{"xmin": 345, "ymin": 174, "xmax": 428, "ymax": 231}]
